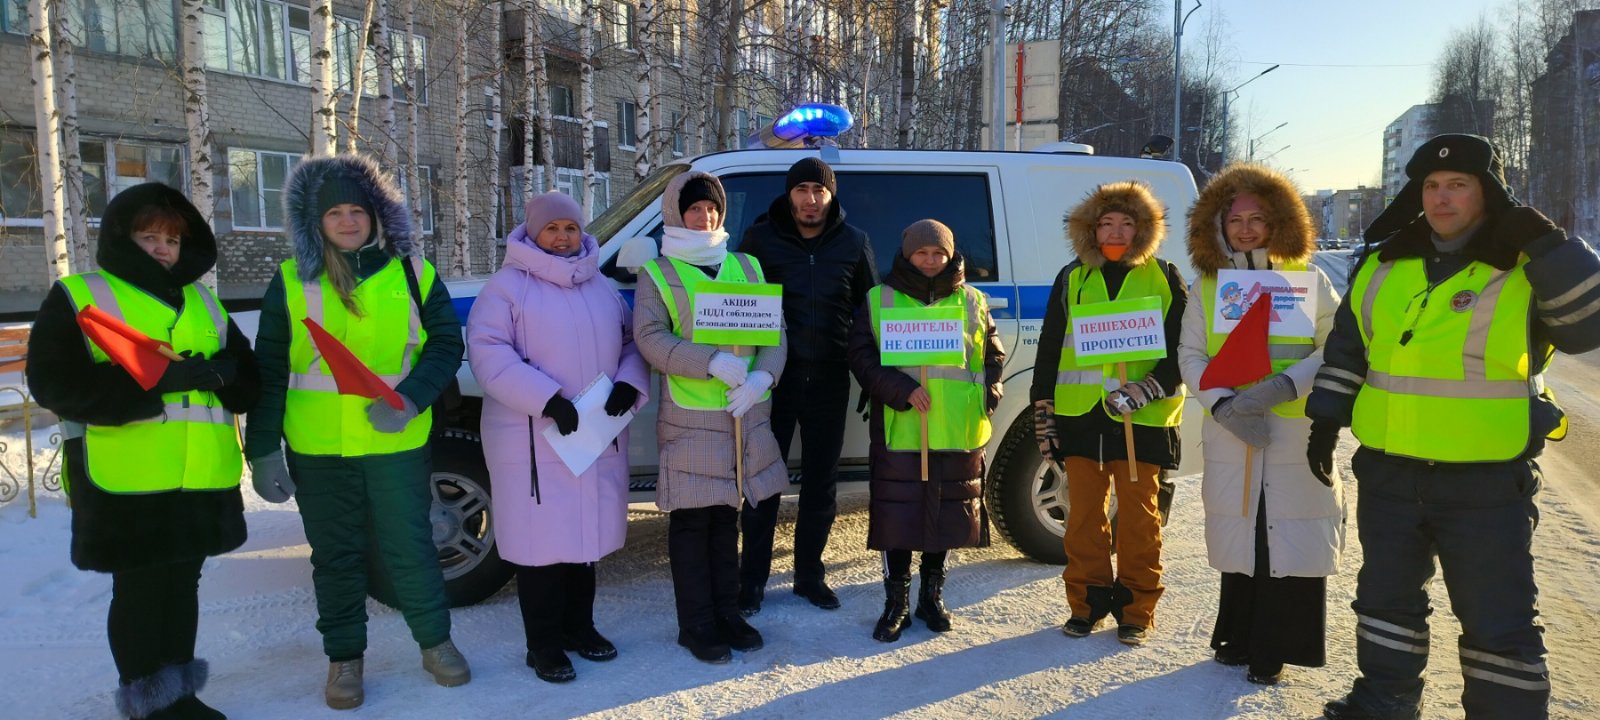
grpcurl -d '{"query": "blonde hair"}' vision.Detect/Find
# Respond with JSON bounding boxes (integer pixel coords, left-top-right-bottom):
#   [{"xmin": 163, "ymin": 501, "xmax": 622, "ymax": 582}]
[{"xmin": 321, "ymin": 243, "xmax": 363, "ymax": 316}]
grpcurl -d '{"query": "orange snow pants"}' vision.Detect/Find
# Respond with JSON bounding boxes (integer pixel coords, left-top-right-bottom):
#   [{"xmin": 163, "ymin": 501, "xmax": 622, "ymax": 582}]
[{"xmin": 1061, "ymin": 457, "xmax": 1165, "ymax": 628}]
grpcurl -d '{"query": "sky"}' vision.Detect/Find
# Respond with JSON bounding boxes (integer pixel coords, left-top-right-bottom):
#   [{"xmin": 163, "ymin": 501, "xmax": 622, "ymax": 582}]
[{"xmin": 1181, "ymin": 0, "xmax": 1506, "ymax": 192}]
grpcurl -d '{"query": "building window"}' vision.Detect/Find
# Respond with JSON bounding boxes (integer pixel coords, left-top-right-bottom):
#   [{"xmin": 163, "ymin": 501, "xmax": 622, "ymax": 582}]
[
  {"xmin": 616, "ymin": 101, "xmax": 638, "ymax": 149},
  {"xmin": 671, "ymin": 111, "xmax": 685, "ymax": 156},
  {"xmin": 554, "ymin": 168, "xmax": 609, "ymax": 216},
  {"xmin": 397, "ymin": 166, "xmax": 435, "ymax": 235},
  {"xmin": 733, "ymin": 109, "xmax": 749, "ymax": 146},
  {"xmin": 197, "ymin": 0, "xmax": 424, "ymax": 101},
  {"xmin": 227, "ymin": 148, "xmax": 301, "ymax": 230},
  {"xmin": 611, "ymin": 1, "xmax": 636, "ymax": 49},
  {"xmin": 58, "ymin": 0, "xmax": 178, "ymax": 60},
  {"xmin": 550, "ymin": 85, "xmax": 574, "ymax": 117},
  {"xmin": 1, "ymin": 131, "xmax": 184, "ymax": 225}
]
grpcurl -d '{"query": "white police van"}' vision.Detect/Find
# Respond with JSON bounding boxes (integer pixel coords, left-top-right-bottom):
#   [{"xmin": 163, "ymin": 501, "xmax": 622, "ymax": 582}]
[{"xmin": 385, "ymin": 114, "xmax": 1204, "ymax": 607}]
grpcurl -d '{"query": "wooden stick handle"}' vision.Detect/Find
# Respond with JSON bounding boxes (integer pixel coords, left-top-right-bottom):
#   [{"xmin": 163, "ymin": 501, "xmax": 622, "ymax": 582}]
[
  {"xmin": 1117, "ymin": 362, "xmax": 1138, "ymax": 480},
  {"xmin": 1242, "ymin": 446, "xmax": 1254, "ymax": 518},
  {"xmin": 919, "ymin": 366, "xmax": 929, "ymax": 482}
]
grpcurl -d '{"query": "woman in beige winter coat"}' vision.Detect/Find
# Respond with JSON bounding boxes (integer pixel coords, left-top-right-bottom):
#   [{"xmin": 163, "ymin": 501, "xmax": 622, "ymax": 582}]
[
  {"xmin": 634, "ymin": 171, "xmax": 788, "ymax": 665},
  {"xmin": 1177, "ymin": 164, "xmax": 1344, "ymax": 686}
]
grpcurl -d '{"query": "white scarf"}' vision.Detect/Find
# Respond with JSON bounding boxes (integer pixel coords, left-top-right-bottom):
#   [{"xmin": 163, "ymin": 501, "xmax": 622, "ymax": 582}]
[{"xmin": 661, "ymin": 225, "xmax": 730, "ymax": 267}]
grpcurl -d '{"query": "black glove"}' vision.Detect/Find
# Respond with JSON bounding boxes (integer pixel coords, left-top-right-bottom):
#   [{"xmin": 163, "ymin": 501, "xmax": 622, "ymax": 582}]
[
  {"xmin": 1307, "ymin": 420, "xmax": 1339, "ymax": 487},
  {"xmin": 604, "ymin": 381, "xmax": 639, "ymax": 417},
  {"xmin": 543, "ymin": 395, "xmax": 580, "ymax": 435},
  {"xmin": 154, "ymin": 351, "xmax": 222, "ymax": 393},
  {"xmin": 1498, "ymin": 206, "xmax": 1562, "ymax": 252}
]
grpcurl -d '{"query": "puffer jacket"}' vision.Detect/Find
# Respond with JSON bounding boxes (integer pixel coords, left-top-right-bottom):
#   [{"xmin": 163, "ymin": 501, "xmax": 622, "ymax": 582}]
[
  {"xmin": 738, "ymin": 192, "xmax": 877, "ymax": 366},
  {"xmin": 27, "ymin": 183, "xmax": 260, "ymax": 572},
  {"xmin": 847, "ymin": 252, "xmax": 1003, "ymax": 551},
  {"xmin": 1030, "ymin": 181, "xmax": 1188, "ymax": 468},
  {"xmin": 634, "ymin": 170, "xmax": 790, "ymax": 511},
  {"xmin": 244, "ymin": 154, "xmax": 463, "ymax": 460},
  {"xmin": 1177, "ymin": 163, "xmax": 1343, "ymax": 578}
]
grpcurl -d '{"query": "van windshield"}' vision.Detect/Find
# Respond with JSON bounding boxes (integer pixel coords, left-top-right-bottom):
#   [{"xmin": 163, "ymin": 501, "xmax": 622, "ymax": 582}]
[{"xmin": 588, "ymin": 164, "xmax": 689, "ymax": 244}]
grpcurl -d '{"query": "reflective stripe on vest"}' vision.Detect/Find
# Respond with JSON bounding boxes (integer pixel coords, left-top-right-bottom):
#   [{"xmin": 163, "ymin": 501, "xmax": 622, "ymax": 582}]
[
  {"xmin": 58, "ymin": 271, "xmax": 242, "ymax": 494},
  {"xmin": 869, "ymin": 284, "xmax": 992, "ymax": 452},
  {"xmin": 1199, "ymin": 261, "xmax": 1315, "ymax": 418},
  {"xmin": 282, "ymin": 255, "xmax": 433, "ymax": 457},
  {"xmin": 1348, "ymin": 254, "xmax": 1547, "ymax": 462},
  {"xmin": 1053, "ymin": 262, "xmax": 1185, "ymax": 427},
  {"xmin": 642, "ymin": 253, "xmax": 768, "ymax": 410}
]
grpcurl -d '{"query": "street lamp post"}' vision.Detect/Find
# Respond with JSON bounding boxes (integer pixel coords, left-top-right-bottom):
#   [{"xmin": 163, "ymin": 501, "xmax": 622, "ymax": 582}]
[
  {"xmin": 1258, "ymin": 144, "xmax": 1292, "ymax": 164},
  {"xmin": 1172, "ymin": 1, "xmax": 1202, "ymax": 162},
  {"xmin": 1249, "ymin": 121, "xmax": 1288, "ymax": 161},
  {"xmin": 1219, "ymin": 64, "xmax": 1281, "ymax": 169}
]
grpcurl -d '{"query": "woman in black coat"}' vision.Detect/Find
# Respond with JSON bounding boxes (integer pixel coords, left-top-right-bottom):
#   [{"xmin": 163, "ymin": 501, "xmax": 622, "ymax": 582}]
[
  {"xmin": 27, "ymin": 183, "xmax": 259, "ymax": 719},
  {"xmin": 847, "ymin": 220, "xmax": 1004, "ymax": 642}
]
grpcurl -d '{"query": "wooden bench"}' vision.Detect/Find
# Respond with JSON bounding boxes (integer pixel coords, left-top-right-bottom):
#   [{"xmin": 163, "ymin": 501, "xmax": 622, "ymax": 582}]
[{"xmin": 0, "ymin": 326, "xmax": 28, "ymax": 374}]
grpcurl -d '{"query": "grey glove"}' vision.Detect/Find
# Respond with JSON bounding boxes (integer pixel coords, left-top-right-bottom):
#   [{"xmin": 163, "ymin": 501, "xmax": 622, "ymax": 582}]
[
  {"xmin": 367, "ymin": 395, "xmax": 419, "ymax": 433},
  {"xmin": 1213, "ymin": 397, "xmax": 1271, "ymax": 449},
  {"xmin": 249, "ymin": 451, "xmax": 295, "ymax": 503},
  {"xmin": 1230, "ymin": 374, "xmax": 1297, "ymax": 416}
]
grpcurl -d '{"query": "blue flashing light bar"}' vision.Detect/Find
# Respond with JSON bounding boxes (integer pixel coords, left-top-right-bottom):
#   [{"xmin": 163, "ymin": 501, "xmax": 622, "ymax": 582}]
[{"xmin": 771, "ymin": 103, "xmax": 854, "ymax": 142}]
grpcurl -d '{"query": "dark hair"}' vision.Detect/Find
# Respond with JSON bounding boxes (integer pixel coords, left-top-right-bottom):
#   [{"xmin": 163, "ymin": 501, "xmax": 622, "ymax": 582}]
[{"xmin": 130, "ymin": 203, "xmax": 187, "ymax": 241}]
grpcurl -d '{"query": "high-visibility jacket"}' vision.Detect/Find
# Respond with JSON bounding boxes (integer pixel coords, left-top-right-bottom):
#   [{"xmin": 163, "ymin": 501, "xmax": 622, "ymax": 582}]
[
  {"xmin": 281, "ymin": 256, "xmax": 432, "ymax": 457},
  {"xmin": 1200, "ymin": 259, "xmax": 1315, "ymax": 418},
  {"xmin": 59, "ymin": 271, "xmax": 241, "ymax": 493},
  {"xmin": 1053, "ymin": 261, "xmax": 1185, "ymax": 426},
  {"xmin": 868, "ymin": 284, "xmax": 992, "ymax": 451},
  {"xmin": 641, "ymin": 253, "xmax": 770, "ymax": 410},
  {"xmin": 1349, "ymin": 254, "xmax": 1560, "ymax": 462}
]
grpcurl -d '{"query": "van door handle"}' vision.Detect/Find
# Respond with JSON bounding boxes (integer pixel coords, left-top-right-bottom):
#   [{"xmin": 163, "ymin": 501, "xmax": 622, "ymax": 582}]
[{"xmin": 987, "ymin": 296, "xmax": 1010, "ymax": 309}]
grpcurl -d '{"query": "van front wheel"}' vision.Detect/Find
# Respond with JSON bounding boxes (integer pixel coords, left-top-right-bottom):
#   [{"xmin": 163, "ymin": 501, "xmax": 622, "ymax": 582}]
[{"xmin": 986, "ymin": 409, "xmax": 1071, "ymax": 564}]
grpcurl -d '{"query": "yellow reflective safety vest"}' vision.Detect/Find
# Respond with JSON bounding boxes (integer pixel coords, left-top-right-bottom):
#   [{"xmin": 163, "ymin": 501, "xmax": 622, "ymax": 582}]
[
  {"xmin": 1349, "ymin": 253, "xmax": 1559, "ymax": 462},
  {"xmin": 641, "ymin": 253, "xmax": 770, "ymax": 410},
  {"xmin": 1200, "ymin": 260, "xmax": 1315, "ymax": 418},
  {"xmin": 868, "ymin": 284, "xmax": 992, "ymax": 451},
  {"xmin": 1054, "ymin": 261, "xmax": 1185, "ymax": 426},
  {"xmin": 282, "ymin": 256, "xmax": 432, "ymax": 457},
  {"xmin": 59, "ymin": 271, "xmax": 242, "ymax": 494}
]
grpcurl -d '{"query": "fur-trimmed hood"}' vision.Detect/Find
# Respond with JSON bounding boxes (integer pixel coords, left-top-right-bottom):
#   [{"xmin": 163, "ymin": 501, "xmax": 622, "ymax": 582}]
[
  {"xmin": 1186, "ymin": 163, "xmax": 1316, "ymax": 275},
  {"xmin": 1066, "ymin": 181, "xmax": 1166, "ymax": 268},
  {"xmin": 661, "ymin": 170, "xmax": 725, "ymax": 229},
  {"xmin": 283, "ymin": 154, "xmax": 415, "ymax": 281}
]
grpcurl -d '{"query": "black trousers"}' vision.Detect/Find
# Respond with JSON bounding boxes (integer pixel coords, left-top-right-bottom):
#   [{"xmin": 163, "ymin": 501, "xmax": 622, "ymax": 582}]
[
  {"xmin": 669, "ymin": 506, "xmax": 740, "ymax": 629},
  {"xmin": 515, "ymin": 562, "xmax": 598, "ymax": 652},
  {"xmin": 108, "ymin": 557, "xmax": 205, "ymax": 684},
  {"xmin": 1211, "ymin": 490, "xmax": 1327, "ymax": 671},
  {"xmin": 1345, "ymin": 448, "xmax": 1549, "ymax": 720},
  {"xmin": 882, "ymin": 550, "xmax": 948, "ymax": 579},
  {"xmin": 742, "ymin": 361, "xmax": 851, "ymax": 588}
]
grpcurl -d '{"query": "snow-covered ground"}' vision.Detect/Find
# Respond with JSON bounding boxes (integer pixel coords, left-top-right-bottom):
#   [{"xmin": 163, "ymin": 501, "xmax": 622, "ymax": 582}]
[{"xmin": 3, "ymin": 436, "xmax": 1599, "ymax": 719}]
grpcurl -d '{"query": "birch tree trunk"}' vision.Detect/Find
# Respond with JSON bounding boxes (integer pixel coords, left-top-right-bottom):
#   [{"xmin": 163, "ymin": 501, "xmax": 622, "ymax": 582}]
[
  {"xmin": 522, "ymin": 0, "xmax": 539, "ymax": 199},
  {"xmin": 345, "ymin": 0, "xmax": 378, "ymax": 154},
  {"xmin": 634, "ymin": 0, "xmax": 654, "ymax": 180},
  {"xmin": 404, "ymin": 0, "xmax": 423, "ymax": 246},
  {"xmin": 310, "ymin": 0, "xmax": 338, "ymax": 154},
  {"xmin": 486, "ymin": 0, "xmax": 503, "ymax": 243},
  {"xmin": 28, "ymin": 0, "xmax": 69, "ymax": 280},
  {"xmin": 52, "ymin": 5, "xmax": 88, "ymax": 272},
  {"xmin": 526, "ymin": 0, "xmax": 555, "ymax": 194},
  {"xmin": 579, "ymin": 0, "xmax": 596, "ymax": 216},
  {"xmin": 180, "ymin": 0, "xmax": 218, "ymax": 287},
  {"xmin": 373, "ymin": 0, "xmax": 398, "ymax": 166},
  {"xmin": 451, "ymin": 1, "xmax": 472, "ymax": 276}
]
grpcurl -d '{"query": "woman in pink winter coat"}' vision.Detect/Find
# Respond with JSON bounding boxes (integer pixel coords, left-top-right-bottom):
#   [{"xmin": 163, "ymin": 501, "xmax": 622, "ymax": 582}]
[{"xmin": 466, "ymin": 192, "xmax": 648, "ymax": 684}]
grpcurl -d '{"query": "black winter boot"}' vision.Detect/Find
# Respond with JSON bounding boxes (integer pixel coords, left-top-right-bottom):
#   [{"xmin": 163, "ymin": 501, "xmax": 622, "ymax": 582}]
[
  {"xmin": 115, "ymin": 664, "xmax": 187, "ymax": 719},
  {"xmin": 677, "ymin": 623, "xmax": 732, "ymax": 664},
  {"xmin": 716, "ymin": 612, "xmax": 764, "ymax": 651},
  {"xmin": 872, "ymin": 575, "xmax": 914, "ymax": 642},
  {"xmin": 914, "ymin": 569, "xmax": 953, "ymax": 633}
]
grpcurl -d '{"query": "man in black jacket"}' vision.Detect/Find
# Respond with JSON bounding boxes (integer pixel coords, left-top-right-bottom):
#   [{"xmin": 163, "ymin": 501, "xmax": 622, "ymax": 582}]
[{"xmin": 737, "ymin": 157, "xmax": 878, "ymax": 613}]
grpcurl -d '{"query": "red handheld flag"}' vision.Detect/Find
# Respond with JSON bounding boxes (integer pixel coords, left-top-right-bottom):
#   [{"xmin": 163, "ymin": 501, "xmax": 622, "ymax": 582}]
[
  {"xmin": 301, "ymin": 318, "xmax": 406, "ymax": 409},
  {"xmin": 76, "ymin": 305, "xmax": 180, "ymax": 390},
  {"xmin": 1199, "ymin": 292, "xmax": 1273, "ymax": 390}
]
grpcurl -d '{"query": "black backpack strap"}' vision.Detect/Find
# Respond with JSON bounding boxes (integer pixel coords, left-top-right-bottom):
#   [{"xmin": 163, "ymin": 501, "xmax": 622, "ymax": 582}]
[{"xmin": 400, "ymin": 255, "xmax": 425, "ymax": 311}]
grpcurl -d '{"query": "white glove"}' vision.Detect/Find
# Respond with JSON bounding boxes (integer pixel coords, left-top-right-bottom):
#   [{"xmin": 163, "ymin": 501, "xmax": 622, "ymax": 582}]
[
  {"xmin": 725, "ymin": 371, "xmax": 772, "ymax": 418},
  {"xmin": 708, "ymin": 352, "xmax": 749, "ymax": 388}
]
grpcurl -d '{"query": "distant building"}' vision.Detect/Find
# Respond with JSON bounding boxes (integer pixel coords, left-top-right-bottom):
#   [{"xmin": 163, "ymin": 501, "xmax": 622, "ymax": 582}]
[
  {"xmin": 1382, "ymin": 104, "xmax": 1436, "ymax": 203},
  {"xmin": 1313, "ymin": 186, "xmax": 1386, "ymax": 244},
  {"xmin": 1530, "ymin": 9, "xmax": 1600, "ymax": 241}
]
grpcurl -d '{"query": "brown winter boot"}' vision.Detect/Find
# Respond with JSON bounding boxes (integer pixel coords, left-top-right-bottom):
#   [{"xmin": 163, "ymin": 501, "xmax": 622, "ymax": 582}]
[{"xmin": 324, "ymin": 659, "xmax": 363, "ymax": 710}]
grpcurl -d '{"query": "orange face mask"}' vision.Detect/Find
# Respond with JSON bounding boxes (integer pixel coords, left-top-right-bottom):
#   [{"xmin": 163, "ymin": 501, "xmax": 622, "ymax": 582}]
[{"xmin": 1101, "ymin": 243, "xmax": 1129, "ymax": 262}]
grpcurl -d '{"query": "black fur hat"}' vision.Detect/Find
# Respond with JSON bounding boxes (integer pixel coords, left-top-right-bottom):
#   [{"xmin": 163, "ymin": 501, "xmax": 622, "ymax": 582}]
[{"xmin": 1363, "ymin": 133, "xmax": 1516, "ymax": 244}]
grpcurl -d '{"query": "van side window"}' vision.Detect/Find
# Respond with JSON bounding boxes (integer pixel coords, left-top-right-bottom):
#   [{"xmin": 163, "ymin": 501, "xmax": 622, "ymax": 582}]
[{"xmin": 715, "ymin": 171, "xmax": 1000, "ymax": 282}]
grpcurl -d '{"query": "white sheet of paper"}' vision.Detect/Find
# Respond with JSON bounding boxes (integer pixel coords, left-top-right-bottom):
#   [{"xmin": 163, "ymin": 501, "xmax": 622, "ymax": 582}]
[{"xmin": 540, "ymin": 374, "xmax": 635, "ymax": 476}]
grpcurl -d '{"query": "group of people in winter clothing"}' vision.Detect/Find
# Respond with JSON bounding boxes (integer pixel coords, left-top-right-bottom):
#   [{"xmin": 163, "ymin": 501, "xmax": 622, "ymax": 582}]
[{"xmin": 29, "ymin": 134, "xmax": 1597, "ymax": 720}]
